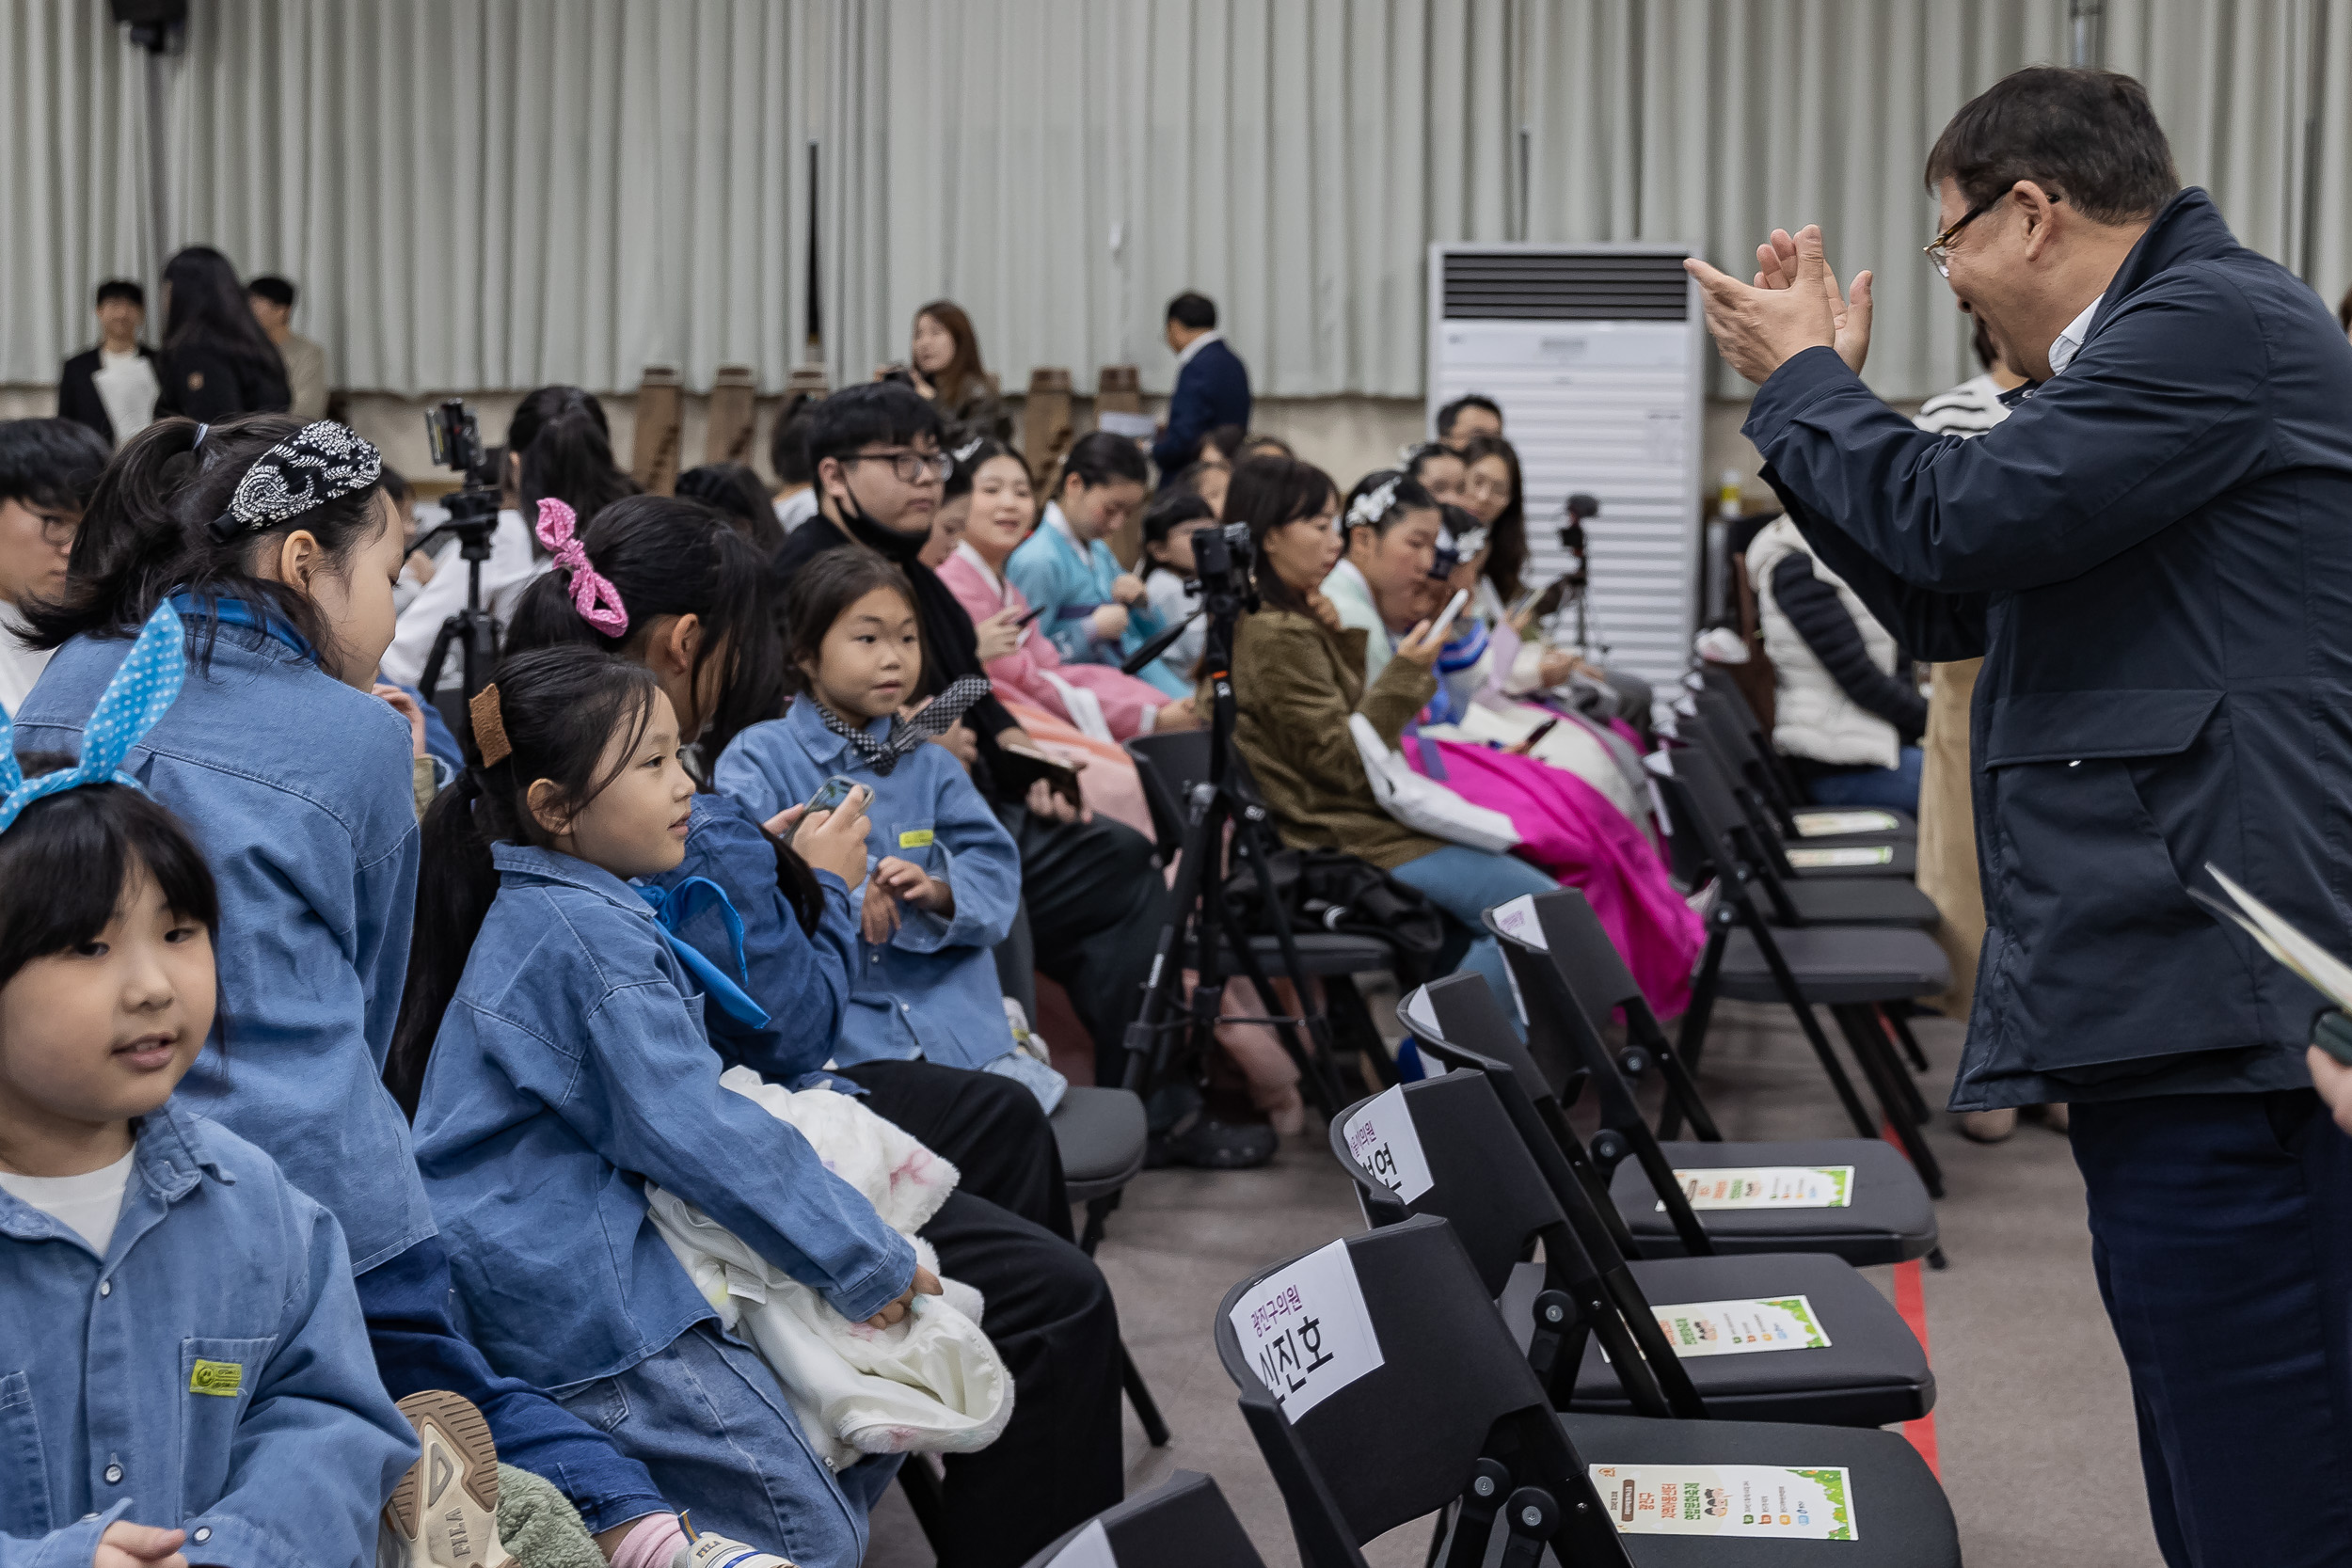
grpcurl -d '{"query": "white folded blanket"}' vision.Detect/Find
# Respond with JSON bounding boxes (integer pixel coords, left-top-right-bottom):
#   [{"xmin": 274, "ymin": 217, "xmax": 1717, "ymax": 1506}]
[{"xmin": 646, "ymin": 1067, "xmax": 1014, "ymax": 1470}]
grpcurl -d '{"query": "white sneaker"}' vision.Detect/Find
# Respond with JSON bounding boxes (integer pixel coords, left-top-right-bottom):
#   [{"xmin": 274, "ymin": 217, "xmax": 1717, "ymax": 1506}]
[
  {"xmin": 380, "ymin": 1390, "xmax": 514, "ymax": 1568},
  {"xmin": 673, "ymin": 1533, "xmax": 797, "ymax": 1568}
]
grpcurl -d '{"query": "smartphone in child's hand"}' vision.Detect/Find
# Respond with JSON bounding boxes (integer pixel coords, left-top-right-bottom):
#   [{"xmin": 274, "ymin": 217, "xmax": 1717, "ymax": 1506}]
[
  {"xmin": 1429, "ymin": 588, "xmax": 1471, "ymax": 643},
  {"xmin": 804, "ymin": 774, "xmax": 863, "ymax": 815}
]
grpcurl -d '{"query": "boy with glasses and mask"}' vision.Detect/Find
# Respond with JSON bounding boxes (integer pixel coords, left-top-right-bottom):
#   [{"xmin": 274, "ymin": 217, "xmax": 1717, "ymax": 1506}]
[{"xmin": 0, "ymin": 418, "xmax": 112, "ymax": 717}]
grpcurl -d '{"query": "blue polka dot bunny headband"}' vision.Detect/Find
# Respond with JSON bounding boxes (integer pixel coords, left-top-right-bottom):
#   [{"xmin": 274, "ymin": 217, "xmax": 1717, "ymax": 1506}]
[{"xmin": 0, "ymin": 603, "xmax": 186, "ymax": 835}]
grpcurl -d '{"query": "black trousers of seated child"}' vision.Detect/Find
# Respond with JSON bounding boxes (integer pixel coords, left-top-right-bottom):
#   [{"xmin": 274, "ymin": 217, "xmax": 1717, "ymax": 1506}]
[
  {"xmin": 836, "ymin": 1060, "xmax": 1125, "ymax": 1568},
  {"xmin": 995, "ymin": 805, "xmax": 1166, "ymax": 1088}
]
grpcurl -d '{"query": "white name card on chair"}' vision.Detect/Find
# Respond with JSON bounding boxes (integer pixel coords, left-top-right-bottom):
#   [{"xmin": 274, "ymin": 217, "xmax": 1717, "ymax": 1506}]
[
  {"xmin": 1039, "ymin": 1519, "xmax": 1117, "ymax": 1568},
  {"xmin": 1342, "ymin": 1085, "xmax": 1435, "ymax": 1204},
  {"xmin": 1490, "ymin": 893, "xmax": 1549, "ymax": 950},
  {"xmin": 1228, "ymin": 1239, "xmax": 1385, "ymax": 1419}
]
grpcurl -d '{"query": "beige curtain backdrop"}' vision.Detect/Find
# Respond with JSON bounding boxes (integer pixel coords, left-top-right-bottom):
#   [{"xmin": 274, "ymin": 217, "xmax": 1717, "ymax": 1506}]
[
  {"xmin": 3, "ymin": 0, "xmax": 2346, "ymax": 399},
  {"xmin": 1, "ymin": 0, "xmax": 811, "ymax": 395}
]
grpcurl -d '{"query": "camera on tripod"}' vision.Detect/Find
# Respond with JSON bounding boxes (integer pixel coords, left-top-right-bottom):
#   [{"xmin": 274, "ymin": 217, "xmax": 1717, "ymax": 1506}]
[
  {"xmin": 1189, "ymin": 521, "xmax": 1257, "ymax": 604},
  {"xmin": 414, "ymin": 398, "xmax": 507, "ymax": 714}
]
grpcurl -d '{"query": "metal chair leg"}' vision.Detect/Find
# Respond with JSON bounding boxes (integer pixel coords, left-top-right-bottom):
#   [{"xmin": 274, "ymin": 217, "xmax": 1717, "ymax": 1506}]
[
  {"xmin": 1122, "ymin": 1343, "xmax": 1171, "ymax": 1446},
  {"xmin": 1078, "ymin": 1192, "xmax": 1120, "ymax": 1257}
]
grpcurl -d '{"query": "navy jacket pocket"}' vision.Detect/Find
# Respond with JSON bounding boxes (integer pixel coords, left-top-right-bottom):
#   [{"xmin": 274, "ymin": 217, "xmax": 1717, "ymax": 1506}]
[{"xmin": 1979, "ymin": 689, "xmax": 2248, "ymax": 1076}]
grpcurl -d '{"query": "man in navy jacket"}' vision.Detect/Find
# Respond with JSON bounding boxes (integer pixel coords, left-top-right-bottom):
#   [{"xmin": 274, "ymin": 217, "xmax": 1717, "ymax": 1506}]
[
  {"xmin": 1151, "ymin": 292, "xmax": 1250, "ymax": 483},
  {"xmin": 1689, "ymin": 68, "xmax": 2352, "ymax": 1567}
]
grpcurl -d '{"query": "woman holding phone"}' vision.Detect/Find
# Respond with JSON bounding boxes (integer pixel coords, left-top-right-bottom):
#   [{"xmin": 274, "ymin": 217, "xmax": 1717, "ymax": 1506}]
[{"xmin": 1217, "ymin": 455, "xmax": 1556, "ymax": 1015}]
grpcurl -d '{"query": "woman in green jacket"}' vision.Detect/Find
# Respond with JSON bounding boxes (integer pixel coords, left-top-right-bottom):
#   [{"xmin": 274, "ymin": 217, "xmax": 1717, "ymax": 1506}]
[{"xmin": 1216, "ymin": 454, "xmax": 1556, "ymax": 1017}]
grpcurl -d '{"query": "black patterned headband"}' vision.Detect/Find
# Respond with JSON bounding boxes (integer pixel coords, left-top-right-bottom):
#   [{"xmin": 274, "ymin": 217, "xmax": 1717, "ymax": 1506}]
[{"xmin": 209, "ymin": 420, "xmax": 384, "ymax": 541}]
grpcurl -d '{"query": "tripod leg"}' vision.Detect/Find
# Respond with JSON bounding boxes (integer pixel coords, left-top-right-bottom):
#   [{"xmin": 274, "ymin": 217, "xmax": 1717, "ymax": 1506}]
[{"xmin": 1224, "ymin": 816, "xmax": 1350, "ymax": 1117}]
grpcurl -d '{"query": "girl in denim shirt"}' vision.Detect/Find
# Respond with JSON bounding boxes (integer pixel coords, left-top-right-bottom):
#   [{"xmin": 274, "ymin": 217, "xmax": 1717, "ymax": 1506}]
[
  {"xmin": 0, "ymin": 607, "xmax": 414, "ymax": 1568},
  {"xmin": 501, "ymin": 515, "xmax": 1127, "ymax": 1567},
  {"xmin": 395, "ymin": 647, "xmax": 936, "ymax": 1567},
  {"xmin": 713, "ymin": 549, "xmax": 1031, "ymax": 1083},
  {"xmin": 12, "ymin": 417, "xmax": 683, "ymax": 1558}
]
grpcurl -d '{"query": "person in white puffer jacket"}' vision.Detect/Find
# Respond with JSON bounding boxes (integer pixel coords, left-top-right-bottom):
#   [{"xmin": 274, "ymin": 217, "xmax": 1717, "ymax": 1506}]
[{"xmin": 1745, "ymin": 513, "xmax": 1927, "ymax": 811}]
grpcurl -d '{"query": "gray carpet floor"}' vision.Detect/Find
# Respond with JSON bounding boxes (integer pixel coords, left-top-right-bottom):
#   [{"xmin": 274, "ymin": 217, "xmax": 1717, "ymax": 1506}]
[{"xmin": 868, "ymin": 997, "xmax": 2163, "ymax": 1567}]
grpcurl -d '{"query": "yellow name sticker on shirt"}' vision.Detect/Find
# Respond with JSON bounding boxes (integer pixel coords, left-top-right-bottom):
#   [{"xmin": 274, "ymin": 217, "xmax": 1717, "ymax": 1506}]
[
  {"xmin": 189, "ymin": 1360, "xmax": 244, "ymax": 1397},
  {"xmin": 898, "ymin": 829, "xmax": 935, "ymax": 849}
]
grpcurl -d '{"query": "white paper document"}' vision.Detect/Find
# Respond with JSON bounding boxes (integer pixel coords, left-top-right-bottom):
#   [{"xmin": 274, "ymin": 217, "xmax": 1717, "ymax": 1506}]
[
  {"xmin": 1666, "ymin": 1165, "xmax": 1853, "ymax": 1210},
  {"xmin": 1226, "ymin": 1239, "xmax": 1385, "ymax": 1419},
  {"xmin": 1590, "ymin": 1465, "xmax": 1857, "ymax": 1540},
  {"xmin": 1791, "ymin": 808, "xmax": 1901, "ymax": 836},
  {"xmin": 1786, "ymin": 844, "xmax": 1894, "ymax": 869},
  {"xmin": 1650, "ymin": 1295, "xmax": 1832, "ymax": 1358},
  {"xmin": 2196, "ymin": 864, "xmax": 2352, "ymax": 1008}
]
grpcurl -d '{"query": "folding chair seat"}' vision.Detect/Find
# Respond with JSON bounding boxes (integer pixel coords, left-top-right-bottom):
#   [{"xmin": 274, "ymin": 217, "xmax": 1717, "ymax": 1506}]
[
  {"xmin": 1715, "ymin": 927, "xmax": 1949, "ymax": 1005},
  {"xmin": 1563, "ymin": 1412, "xmax": 1959, "ymax": 1567},
  {"xmin": 1423, "ymin": 914, "xmax": 1939, "ymax": 1267},
  {"xmin": 1216, "ymin": 1217, "xmax": 1960, "ymax": 1568},
  {"xmin": 1358, "ymin": 987, "xmax": 1931, "ymax": 1430}
]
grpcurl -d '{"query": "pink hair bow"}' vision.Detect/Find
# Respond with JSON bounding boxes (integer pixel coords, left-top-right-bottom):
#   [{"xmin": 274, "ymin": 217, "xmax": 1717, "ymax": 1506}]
[{"xmin": 534, "ymin": 498, "xmax": 629, "ymax": 636}]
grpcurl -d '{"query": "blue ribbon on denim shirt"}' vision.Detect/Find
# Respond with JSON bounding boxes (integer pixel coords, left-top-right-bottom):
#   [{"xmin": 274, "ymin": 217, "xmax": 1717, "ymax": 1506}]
[
  {"xmin": 0, "ymin": 601, "xmax": 183, "ymax": 835},
  {"xmin": 634, "ymin": 877, "xmax": 771, "ymax": 1029}
]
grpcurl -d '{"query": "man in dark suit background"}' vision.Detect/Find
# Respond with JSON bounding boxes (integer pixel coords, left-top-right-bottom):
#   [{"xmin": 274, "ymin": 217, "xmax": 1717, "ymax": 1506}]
[
  {"xmin": 1151, "ymin": 291, "xmax": 1250, "ymax": 484},
  {"xmin": 57, "ymin": 279, "xmax": 161, "ymax": 450}
]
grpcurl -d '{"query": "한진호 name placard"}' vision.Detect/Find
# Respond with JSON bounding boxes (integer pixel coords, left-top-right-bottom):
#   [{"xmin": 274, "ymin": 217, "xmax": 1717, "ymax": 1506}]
[
  {"xmin": 1667, "ymin": 1165, "xmax": 1853, "ymax": 1211},
  {"xmin": 1227, "ymin": 1239, "xmax": 1385, "ymax": 1419},
  {"xmin": 1341, "ymin": 1085, "xmax": 1435, "ymax": 1204},
  {"xmin": 1589, "ymin": 1465, "xmax": 1856, "ymax": 1540},
  {"xmin": 1650, "ymin": 1296, "xmax": 1832, "ymax": 1357}
]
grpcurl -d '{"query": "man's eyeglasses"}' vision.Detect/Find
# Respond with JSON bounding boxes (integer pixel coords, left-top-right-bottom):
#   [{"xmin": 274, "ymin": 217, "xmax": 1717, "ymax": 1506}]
[
  {"xmin": 843, "ymin": 449, "xmax": 952, "ymax": 485},
  {"xmin": 1924, "ymin": 194, "xmax": 2002, "ymax": 277},
  {"xmin": 31, "ymin": 509, "xmax": 77, "ymax": 548}
]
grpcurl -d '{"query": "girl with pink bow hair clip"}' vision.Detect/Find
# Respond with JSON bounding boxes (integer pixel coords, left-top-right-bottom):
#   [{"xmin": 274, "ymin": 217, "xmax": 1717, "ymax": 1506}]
[{"xmin": 534, "ymin": 498, "xmax": 629, "ymax": 635}]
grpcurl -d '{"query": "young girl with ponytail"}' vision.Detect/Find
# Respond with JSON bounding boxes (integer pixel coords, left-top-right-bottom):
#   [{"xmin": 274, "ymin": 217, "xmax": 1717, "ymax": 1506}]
[
  {"xmin": 391, "ymin": 646, "xmax": 918, "ymax": 1567},
  {"xmin": 12, "ymin": 415, "xmax": 686, "ymax": 1563},
  {"xmin": 501, "ymin": 512, "xmax": 1126, "ymax": 1566}
]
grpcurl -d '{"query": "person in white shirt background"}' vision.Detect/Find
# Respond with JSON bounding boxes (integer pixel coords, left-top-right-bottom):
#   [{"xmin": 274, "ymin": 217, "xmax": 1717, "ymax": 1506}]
[
  {"xmin": 0, "ymin": 419, "xmax": 113, "ymax": 719},
  {"xmin": 56, "ymin": 279, "xmax": 161, "ymax": 451}
]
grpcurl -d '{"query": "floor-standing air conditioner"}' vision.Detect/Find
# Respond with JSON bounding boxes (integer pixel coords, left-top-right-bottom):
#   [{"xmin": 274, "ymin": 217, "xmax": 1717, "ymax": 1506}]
[{"xmin": 1426, "ymin": 244, "xmax": 1704, "ymax": 691}]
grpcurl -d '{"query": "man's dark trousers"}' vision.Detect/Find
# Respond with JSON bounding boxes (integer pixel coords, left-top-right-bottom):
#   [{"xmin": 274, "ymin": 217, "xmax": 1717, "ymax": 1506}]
[{"xmin": 2070, "ymin": 1090, "xmax": 2352, "ymax": 1567}]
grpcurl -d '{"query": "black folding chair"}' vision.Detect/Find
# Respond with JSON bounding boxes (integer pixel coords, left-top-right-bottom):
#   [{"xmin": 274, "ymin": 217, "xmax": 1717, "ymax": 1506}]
[
  {"xmin": 1126, "ymin": 730, "xmax": 1403, "ymax": 1086},
  {"xmin": 1474, "ymin": 893, "xmax": 1938, "ymax": 1265},
  {"xmin": 1018, "ymin": 1470, "xmax": 1264, "ymax": 1568},
  {"xmin": 1673, "ymin": 735, "xmax": 1936, "ymax": 927},
  {"xmin": 1216, "ymin": 1217, "xmax": 1961, "ymax": 1568},
  {"xmin": 1689, "ymin": 672, "xmax": 1918, "ymax": 845},
  {"xmin": 1650, "ymin": 751, "xmax": 1951, "ymax": 1196},
  {"xmin": 1332, "ymin": 1061, "xmax": 1934, "ymax": 1428}
]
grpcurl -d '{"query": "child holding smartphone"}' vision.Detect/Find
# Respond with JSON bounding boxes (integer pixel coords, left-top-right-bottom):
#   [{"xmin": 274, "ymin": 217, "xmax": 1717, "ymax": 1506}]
[{"xmin": 713, "ymin": 549, "xmax": 1033, "ymax": 1090}]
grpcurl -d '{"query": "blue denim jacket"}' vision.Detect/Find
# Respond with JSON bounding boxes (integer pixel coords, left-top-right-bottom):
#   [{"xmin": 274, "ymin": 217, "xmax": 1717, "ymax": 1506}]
[
  {"xmin": 0, "ymin": 1104, "xmax": 415, "ymax": 1568},
  {"xmin": 642, "ymin": 793, "xmax": 860, "ymax": 1091},
  {"xmin": 712, "ymin": 701, "xmax": 1021, "ymax": 1071},
  {"xmin": 410, "ymin": 844, "xmax": 915, "ymax": 1393},
  {"xmin": 14, "ymin": 620, "xmax": 434, "ymax": 1273}
]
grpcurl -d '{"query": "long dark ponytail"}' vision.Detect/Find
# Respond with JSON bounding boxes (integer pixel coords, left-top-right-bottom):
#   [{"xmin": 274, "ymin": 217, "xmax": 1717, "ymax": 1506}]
[
  {"xmin": 507, "ymin": 387, "xmax": 637, "ymax": 550},
  {"xmin": 23, "ymin": 414, "xmax": 388, "ymax": 670},
  {"xmin": 385, "ymin": 648, "xmax": 659, "ymax": 1117},
  {"xmin": 499, "ymin": 496, "xmax": 823, "ymax": 935}
]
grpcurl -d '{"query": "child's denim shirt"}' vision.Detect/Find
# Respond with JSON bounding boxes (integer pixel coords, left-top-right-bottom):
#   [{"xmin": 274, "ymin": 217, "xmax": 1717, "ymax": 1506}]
[
  {"xmin": 410, "ymin": 844, "xmax": 914, "ymax": 1394},
  {"xmin": 713, "ymin": 699, "xmax": 1021, "ymax": 1072},
  {"xmin": 0, "ymin": 1104, "xmax": 415, "ymax": 1566},
  {"xmin": 641, "ymin": 792, "xmax": 861, "ymax": 1092},
  {"xmin": 14, "ymin": 618, "xmax": 435, "ymax": 1274}
]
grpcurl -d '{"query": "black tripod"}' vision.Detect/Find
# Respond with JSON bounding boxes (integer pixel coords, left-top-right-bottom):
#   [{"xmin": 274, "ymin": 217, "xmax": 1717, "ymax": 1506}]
[
  {"xmin": 1118, "ymin": 526, "xmax": 1352, "ymax": 1123},
  {"xmin": 415, "ymin": 399, "xmax": 504, "ymax": 729}
]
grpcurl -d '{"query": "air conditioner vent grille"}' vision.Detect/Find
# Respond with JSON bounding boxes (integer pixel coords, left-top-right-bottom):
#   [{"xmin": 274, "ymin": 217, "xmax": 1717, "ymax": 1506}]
[{"xmin": 1442, "ymin": 251, "xmax": 1690, "ymax": 321}]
